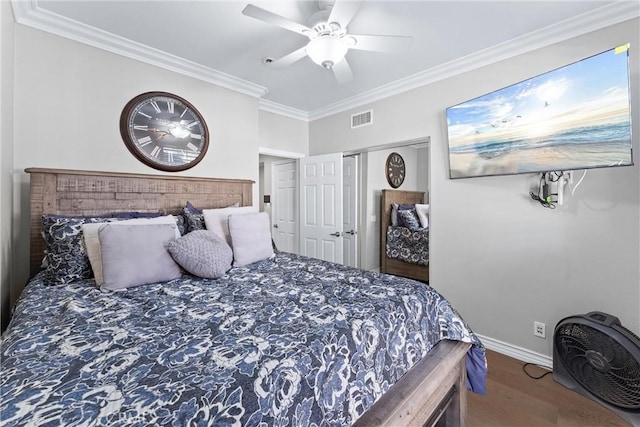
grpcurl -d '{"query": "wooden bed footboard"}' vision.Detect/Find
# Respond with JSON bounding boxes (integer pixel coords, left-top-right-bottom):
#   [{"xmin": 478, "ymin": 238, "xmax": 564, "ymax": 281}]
[{"xmin": 355, "ymin": 340, "xmax": 470, "ymax": 427}]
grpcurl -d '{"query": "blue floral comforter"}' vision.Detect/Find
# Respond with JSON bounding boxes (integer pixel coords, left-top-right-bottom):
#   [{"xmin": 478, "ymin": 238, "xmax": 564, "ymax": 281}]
[
  {"xmin": 1, "ymin": 252, "xmax": 484, "ymax": 426},
  {"xmin": 386, "ymin": 226, "xmax": 429, "ymax": 266}
]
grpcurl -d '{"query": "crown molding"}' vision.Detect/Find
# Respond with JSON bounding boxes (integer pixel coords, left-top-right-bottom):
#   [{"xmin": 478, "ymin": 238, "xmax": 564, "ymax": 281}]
[
  {"xmin": 308, "ymin": 0, "xmax": 640, "ymax": 121},
  {"xmin": 11, "ymin": 0, "xmax": 268, "ymax": 99},
  {"xmin": 258, "ymin": 99, "xmax": 310, "ymax": 121}
]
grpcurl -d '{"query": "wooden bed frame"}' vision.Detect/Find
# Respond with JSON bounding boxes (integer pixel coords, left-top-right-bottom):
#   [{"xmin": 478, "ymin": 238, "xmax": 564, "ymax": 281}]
[
  {"xmin": 25, "ymin": 167, "xmax": 469, "ymax": 427},
  {"xmin": 380, "ymin": 189, "xmax": 430, "ymax": 283}
]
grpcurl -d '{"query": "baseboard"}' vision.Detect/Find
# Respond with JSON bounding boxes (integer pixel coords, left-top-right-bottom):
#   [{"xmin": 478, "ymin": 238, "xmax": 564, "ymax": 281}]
[{"xmin": 476, "ymin": 334, "xmax": 553, "ymax": 368}]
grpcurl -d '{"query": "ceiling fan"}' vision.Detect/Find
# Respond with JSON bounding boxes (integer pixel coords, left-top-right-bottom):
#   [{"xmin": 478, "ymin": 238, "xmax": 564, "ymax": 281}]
[{"xmin": 242, "ymin": 0, "xmax": 413, "ymax": 84}]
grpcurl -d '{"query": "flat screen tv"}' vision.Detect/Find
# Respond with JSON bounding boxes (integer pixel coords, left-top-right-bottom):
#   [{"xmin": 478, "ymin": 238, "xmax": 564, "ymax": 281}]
[{"xmin": 446, "ymin": 44, "xmax": 633, "ymax": 179}]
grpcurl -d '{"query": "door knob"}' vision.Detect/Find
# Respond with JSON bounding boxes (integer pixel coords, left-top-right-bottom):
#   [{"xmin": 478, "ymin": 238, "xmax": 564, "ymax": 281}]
[
  {"xmin": 329, "ymin": 232, "xmax": 342, "ymax": 237},
  {"xmin": 345, "ymin": 229, "xmax": 356, "ymax": 235},
  {"xmin": 273, "ymin": 224, "xmax": 279, "ymax": 228}
]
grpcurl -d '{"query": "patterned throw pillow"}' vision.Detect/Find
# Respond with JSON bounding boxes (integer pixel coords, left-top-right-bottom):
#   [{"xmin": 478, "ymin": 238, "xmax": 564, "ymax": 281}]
[
  {"xmin": 167, "ymin": 230, "xmax": 233, "ymax": 278},
  {"xmin": 182, "ymin": 208, "xmax": 206, "ymax": 234},
  {"xmin": 185, "ymin": 201, "xmax": 202, "ymax": 214},
  {"xmin": 174, "ymin": 213, "xmax": 186, "ymax": 235},
  {"xmin": 391, "ymin": 203, "xmax": 415, "ymax": 226},
  {"xmin": 41, "ymin": 215, "xmax": 121, "ymax": 284},
  {"xmin": 397, "ymin": 209, "xmax": 422, "ymax": 230}
]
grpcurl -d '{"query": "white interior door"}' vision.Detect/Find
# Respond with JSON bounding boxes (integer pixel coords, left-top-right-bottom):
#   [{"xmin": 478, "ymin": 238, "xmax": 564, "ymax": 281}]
[
  {"xmin": 271, "ymin": 160, "xmax": 298, "ymax": 254},
  {"xmin": 343, "ymin": 156, "xmax": 358, "ymax": 268},
  {"xmin": 299, "ymin": 153, "xmax": 343, "ymax": 263}
]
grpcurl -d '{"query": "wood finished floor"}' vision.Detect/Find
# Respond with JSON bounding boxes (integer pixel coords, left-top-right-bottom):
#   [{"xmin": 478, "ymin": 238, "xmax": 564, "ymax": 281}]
[{"xmin": 467, "ymin": 350, "xmax": 630, "ymax": 427}]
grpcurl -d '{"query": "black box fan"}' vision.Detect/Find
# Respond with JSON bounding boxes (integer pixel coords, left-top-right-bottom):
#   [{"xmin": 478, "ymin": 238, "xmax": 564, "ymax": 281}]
[{"xmin": 553, "ymin": 311, "xmax": 640, "ymax": 426}]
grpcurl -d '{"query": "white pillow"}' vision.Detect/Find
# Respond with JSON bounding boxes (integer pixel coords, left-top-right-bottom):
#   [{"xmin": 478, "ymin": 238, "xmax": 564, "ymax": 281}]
[
  {"xmin": 99, "ymin": 223, "xmax": 181, "ymax": 291},
  {"xmin": 82, "ymin": 215, "xmax": 180, "ymax": 285},
  {"xmin": 228, "ymin": 212, "xmax": 274, "ymax": 267},
  {"xmin": 202, "ymin": 206, "xmax": 258, "ymax": 245},
  {"xmin": 415, "ymin": 203, "xmax": 430, "ymax": 228}
]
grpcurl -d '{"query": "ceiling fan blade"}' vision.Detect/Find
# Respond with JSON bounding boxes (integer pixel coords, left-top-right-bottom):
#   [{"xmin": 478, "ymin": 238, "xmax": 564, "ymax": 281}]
[
  {"xmin": 266, "ymin": 46, "xmax": 308, "ymax": 69},
  {"xmin": 348, "ymin": 34, "xmax": 413, "ymax": 52},
  {"xmin": 332, "ymin": 59, "xmax": 353, "ymax": 85},
  {"xmin": 327, "ymin": 0, "xmax": 362, "ymax": 29},
  {"xmin": 242, "ymin": 4, "xmax": 315, "ymax": 37}
]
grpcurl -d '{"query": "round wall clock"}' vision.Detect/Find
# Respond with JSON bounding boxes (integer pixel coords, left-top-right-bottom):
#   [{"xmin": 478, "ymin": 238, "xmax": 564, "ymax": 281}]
[
  {"xmin": 386, "ymin": 152, "xmax": 406, "ymax": 188},
  {"xmin": 120, "ymin": 92, "xmax": 209, "ymax": 172}
]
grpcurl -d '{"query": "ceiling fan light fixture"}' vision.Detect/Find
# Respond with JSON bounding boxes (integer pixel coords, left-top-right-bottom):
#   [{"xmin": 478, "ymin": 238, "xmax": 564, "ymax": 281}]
[{"xmin": 306, "ymin": 35, "xmax": 348, "ymax": 69}]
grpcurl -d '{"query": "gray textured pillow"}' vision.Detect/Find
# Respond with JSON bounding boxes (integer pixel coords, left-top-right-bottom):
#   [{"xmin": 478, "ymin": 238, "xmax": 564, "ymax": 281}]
[
  {"xmin": 167, "ymin": 230, "xmax": 232, "ymax": 278},
  {"xmin": 228, "ymin": 212, "xmax": 274, "ymax": 267},
  {"xmin": 99, "ymin": 223, "xmax": 181, "ymax": 291}
]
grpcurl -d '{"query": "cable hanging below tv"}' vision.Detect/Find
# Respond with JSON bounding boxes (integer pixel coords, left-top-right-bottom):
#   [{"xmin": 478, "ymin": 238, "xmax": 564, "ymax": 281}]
[{"xmin": 445, "ymin": 43, "xmax": 634, "ymax": 179}]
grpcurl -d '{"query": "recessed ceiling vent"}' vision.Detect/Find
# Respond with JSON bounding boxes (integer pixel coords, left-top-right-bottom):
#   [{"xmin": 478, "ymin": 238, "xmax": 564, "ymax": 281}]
[{"xmin": 351, "ymin": 109, "xmax": 373, "ymax": 129}]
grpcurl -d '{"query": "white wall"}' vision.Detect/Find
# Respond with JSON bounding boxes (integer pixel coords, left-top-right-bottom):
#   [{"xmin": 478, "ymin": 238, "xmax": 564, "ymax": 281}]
[
  {"xmin": 1, "ymin": 0, "xmax": 15, "ymax": 330},
  {"xmin": 258, "ymin": 110, "xmax": 309, "ymax": 155},
  {"xmin": 309, "ymin": 18, "xmax": 640, "ymax": 359},
  {"xmin": 13, "ymin": 26, "xmax": 259, "ymax": 180}
]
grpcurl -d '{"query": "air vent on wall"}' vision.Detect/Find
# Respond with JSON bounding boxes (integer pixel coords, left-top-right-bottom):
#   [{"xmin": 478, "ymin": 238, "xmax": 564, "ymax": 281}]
[{"xmin": 351, "ymin": 109, "xmax": 373, "ymax": 129}]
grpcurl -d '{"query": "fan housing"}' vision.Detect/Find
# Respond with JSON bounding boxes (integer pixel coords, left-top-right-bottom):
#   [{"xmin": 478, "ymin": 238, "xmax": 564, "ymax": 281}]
[{"xmin": 553, "ymin": 311, "xmax": 640, "ymax": 426}]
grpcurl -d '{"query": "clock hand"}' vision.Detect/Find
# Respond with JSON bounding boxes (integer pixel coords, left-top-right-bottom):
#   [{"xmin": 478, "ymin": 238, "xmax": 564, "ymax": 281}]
[
  {"xmin": 146, "ymin": 127, "xmax": 172, "ymax": 140},
  {"xmin": 148, "ymin": 125, "xmax": 189, "ymax": 139},
  {"xmin": 148, "ymin": 127, "xmax": 169, "ymax": 134}
]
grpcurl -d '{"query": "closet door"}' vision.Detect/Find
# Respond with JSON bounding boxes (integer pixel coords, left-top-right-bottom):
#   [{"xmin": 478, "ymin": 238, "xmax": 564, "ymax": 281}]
[{"xmin": 343, "ymin": 155, "xmax": 358, "ymax": 268}]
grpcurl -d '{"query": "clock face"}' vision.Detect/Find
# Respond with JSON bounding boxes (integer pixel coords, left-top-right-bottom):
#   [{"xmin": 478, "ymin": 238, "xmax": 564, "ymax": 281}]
[
  {"xmin": 120, "ymin": 92, "xmax": 209, "ymax": 172},
  {"xmin": 386, "ymin": 152, "xmax": 406, "ymax": 188}
]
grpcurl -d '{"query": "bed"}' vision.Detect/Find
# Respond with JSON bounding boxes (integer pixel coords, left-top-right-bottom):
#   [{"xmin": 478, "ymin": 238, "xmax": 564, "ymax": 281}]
[
  {"xmin": 380, "ymin": 189, "xmax": 430, "ymax": 283},
  {"xmin": 1, "ymin": 168, "xmax": 485, "ymax": 426}
]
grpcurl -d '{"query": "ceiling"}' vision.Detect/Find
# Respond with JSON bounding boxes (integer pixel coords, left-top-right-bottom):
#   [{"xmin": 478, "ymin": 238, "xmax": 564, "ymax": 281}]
[{"xmin": 11, "ymin": 1, "xmax": 639, "ymax": 119}]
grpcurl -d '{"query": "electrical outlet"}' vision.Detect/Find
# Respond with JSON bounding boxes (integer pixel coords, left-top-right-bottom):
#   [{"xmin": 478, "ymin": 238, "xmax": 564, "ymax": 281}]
[{"xmin": 534, "ymin": 321, "xmax": 546, "ymax": 339}]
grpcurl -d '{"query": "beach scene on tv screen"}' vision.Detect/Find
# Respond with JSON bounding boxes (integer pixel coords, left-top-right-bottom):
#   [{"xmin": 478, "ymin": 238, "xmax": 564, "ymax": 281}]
[{"xmin": 446, "ymin": 46, "xmax": 633, "ymax": 179}]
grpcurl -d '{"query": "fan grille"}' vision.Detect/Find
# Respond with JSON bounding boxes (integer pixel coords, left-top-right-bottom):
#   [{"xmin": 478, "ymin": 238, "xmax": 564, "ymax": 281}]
[{"xmin": 555, "ymin": 322, "xmax": 640, "ymax": 410}]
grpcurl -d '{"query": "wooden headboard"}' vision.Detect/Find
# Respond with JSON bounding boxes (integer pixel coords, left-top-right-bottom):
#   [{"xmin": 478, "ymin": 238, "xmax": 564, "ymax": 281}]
[
  {"xmin": 380, "ymin": 189, "xmax": 427, "ymax": 281},
  {"xmin": 26, "ymin": 168, "xmax": 254, "ymax": 274}
]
